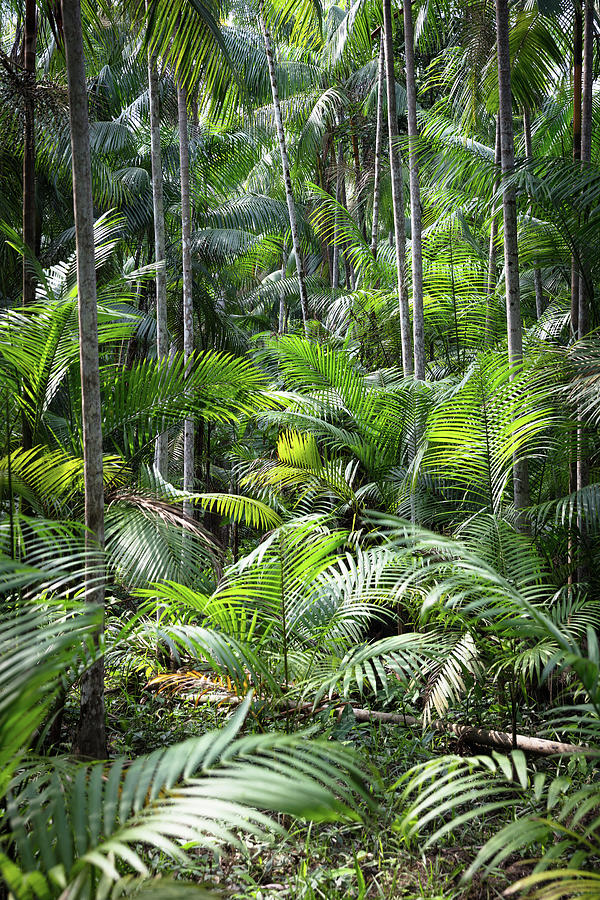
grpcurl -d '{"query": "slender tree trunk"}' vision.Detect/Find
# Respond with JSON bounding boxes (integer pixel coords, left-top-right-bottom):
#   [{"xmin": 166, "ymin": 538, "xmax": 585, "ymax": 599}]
[
  {"xmin": 522, "ymin": 109, "xmax": 545, "ymax": 319},
  {"xmin": 332, "ymin": 121, "xmax": 343, "ymax": 290},
  {"xmin": 568, "ymin": 0, "xmax": 583, "ymax": 571},
  {"xmin": 485, "ymin": 119, "xmax": 501, "ymax": 345},
  {"xmin": 62, "ymin": 0, "xmax": 106, "ymax": 759},
  {"xmin": 571, "ymin": 0, "xmax": 583, "ymax": 340},
  {"xmin": 148, "ymin": 51, "xmax": 169, "ymax": 476},
  {"xmin": 495, "ymin": 0, "xmax": 530, "ymax": 516},
  {"xmin": 487, "ymin": 118, "xmax": 501, "ymax": 296},
  {"xmin": 577, "ymin": 0, "xmax": 593, "ymax": 575},
  {"xmin": 383, "ymin": 0, "xmax": 412, "ymax": 374},
  {"xmin": 403, "ymin": 0, "xmax": 425, "ymax": 379},
  {"xmin": 279, "ymin": 242, "xmax": 287, "ymax": 333},
  {"xmin": 371, "ymin": 32, "xmax": 385, "ymax": 261},
  {"xmin": 579, "ymin": 0, "xmax": 593, "ymax": 339},
  {"xmin": 178, "ymin": 83, "xmax": 194, "ymax": 515},
  {"xmin": 350, "ymin": 117, "xmax": 366, "ymax": 240},
  {"xmin": 340, "ymin": 166, "xmax": 356, "ymax": 289},
  {"xmin": 22, "ymin": 0, "xmax": 36, "ymax": 307},
  {"xmin": 258, "ymin": 0, "xmax": 309, "ymax": 333}
]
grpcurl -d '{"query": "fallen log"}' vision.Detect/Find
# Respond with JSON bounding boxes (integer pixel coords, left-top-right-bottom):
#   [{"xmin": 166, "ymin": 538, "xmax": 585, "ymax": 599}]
[
  {"xmin": 350, "ymin": 708, "xmax": 593, "ymax": 756},
  {"xmin": 151, "ymin": 688, "xmax": 592, "ymax": 757}
]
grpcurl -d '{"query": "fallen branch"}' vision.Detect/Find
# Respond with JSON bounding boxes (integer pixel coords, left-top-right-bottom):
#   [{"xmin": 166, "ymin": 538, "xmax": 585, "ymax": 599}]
[
  {"xmin": 150, "ymin": 685, "xmax": 592, "ymax": 757},
  {"xmin": 350, "ymin": 708, "xmax": 593, "ymax": 756}
]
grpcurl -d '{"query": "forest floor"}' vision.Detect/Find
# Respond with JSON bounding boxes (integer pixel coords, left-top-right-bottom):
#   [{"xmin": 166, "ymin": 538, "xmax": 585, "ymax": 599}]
[{"xmin": 59, "ymin": 684, "xmax": 532, "ymax": 899}]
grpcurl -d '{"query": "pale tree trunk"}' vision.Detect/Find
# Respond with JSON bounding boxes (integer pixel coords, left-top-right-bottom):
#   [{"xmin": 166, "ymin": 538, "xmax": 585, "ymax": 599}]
[
  {"xmin": 522, "ymin": 109, "xmax": 544, "ymax": 319},
  {"xmin": 571, "ymin": 0, "xmax": 582, "ymax": 340},
  {"xmin": 22, "ymin": 0, "xmax": 36, "ymax": 307},
  {"xmin": 487, "ymin": 118, "xmax": 501, "ymax": 295},
  {"xmin": 339, "ymin": 159, "xmax": 356, "ymax": 289},
  {"xmin": 568, "ymin": 0, "xmax": 583, "ymax": 559},
  {"xmin": 579, "ymin": 0, "xmax": 593, "ymax": 340},
  {"xmin": 371, "ymin": 32, "xmax": 385, "ymax": 261},
  {"xmin": 351, "ymin": 117, "xmax": 365, "ymax": 240},
  {"xmin": 258, "ymin": 0, "xmax": 309, "ymax": 333},
  {"xmin": 332, "ymin": 120, "xmax": 343, "ymax": 290},
  {"xmin": 577, "ymin": 0, "xmax": 593, "ymax": 569},
  {"xmin": 495, "ymin": 0, "xmax": 530, "ymax": 516},
  {"xmin": 403, "ymin": 0, "xmax": 425, "ymax": 379},
  {"xmin": 178, "ymin": 83, "xmax": 194, "ymax": 517},
  {"xmin": 62, "ymin": 0, "xmax": 106, "ymax": 759},
  {"xmin": 148, "ymin": 52, "xmax": 169, "ymax": 476},
  {"xmin": 485, "ymin": 119, "xmax": 501, "ymax": 346},
  {"xmin": 383, "ymin": 0, "xmax": 412, "ymax": 374},
  {"xmin": 279, "ymin": 242, "xmax": 287, "ymax": 333}
]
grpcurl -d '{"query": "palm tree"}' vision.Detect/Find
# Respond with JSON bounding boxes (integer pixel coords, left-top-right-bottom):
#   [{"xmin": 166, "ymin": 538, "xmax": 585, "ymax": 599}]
[
  {"xmin": 147, "ymin": 52, "xmax": 169, "ymax": 477},
  {"xmin": 495, "ymin": 0, "xmax": 530, "ymax": 517},
  {"xmin": 61, "ymin": 0, "xmax": 106, "ymax": 758},
  {"xmin": 22, "ymin": 0, "xmax": 37, "ymax": 307},
  {"xmin": 370, "ymin": 32, "xmax": 385, "ymax": 261},
  {"xmin": 382, "ymin": 0, "xmax": 412, "ymax": 374},
  {"xmin": 178, "ymin": 82, "xmax": 194, "ymax": 512},
  {"xmin": 403, "ymin": 0, "xmax": 425, "ymax": 379},
  {"xmin": 257, "ymin": 0, "xmax": 310, "ymax": 332}
]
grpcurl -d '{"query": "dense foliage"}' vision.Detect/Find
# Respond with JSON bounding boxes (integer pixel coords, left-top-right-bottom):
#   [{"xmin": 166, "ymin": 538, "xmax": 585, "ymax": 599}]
[{"xmin": 1, "ymin": 0, "xmax": 600, "ymax": 896}]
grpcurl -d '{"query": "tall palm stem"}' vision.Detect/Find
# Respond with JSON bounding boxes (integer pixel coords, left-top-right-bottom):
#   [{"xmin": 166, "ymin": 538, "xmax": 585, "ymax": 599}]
[
  {"xmin": 382, "ymin": 0, "xmax": 412, "ymax": 374},
  {"xmin": 371, "ymin": 33, "xmax": 385, "ymax": 261},
  {"xmin": 332, "ymin": 118, "xmax": 343, "ymax": 290},
  {"xmin": 577, "ymin": 0, "xmax": 594, "ymax": 572},
  {"xmin": 22, "ymin": 0, "xmax": 36, "ymax": 308},
  {"xmin": 62, "ymin": 0, "xmax": 106, "ymax": 759},
  {"xmin": 178, "ymin": 82, "xmax": 194, "ymax": 514},
  {"xmin": 148, "ymin": 51, "xmax": 169, "ymax": 476},
  {"xmin": 403, "ymin": 0, "xmax": 424, "ymax": 379},
  {"xmin": 495, "ymin": 0, "xmax": 530, "ymax": 517},
  {"xmin": 522, "ymin": 109, "xmax": 544, "ymax": 319},
  {"xmin": 258, "ymin": 0, "xmax": 309, "ymax": 333},
  {"xmin": 571, "ymin": 0, "xmax": 583, "ymax": 340}
]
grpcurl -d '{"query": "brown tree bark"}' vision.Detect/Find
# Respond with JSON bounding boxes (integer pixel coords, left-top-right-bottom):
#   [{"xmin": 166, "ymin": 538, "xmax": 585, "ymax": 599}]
[{"xmin": 62, "ymin": 0, "xmax": 106, "ymax": 759}]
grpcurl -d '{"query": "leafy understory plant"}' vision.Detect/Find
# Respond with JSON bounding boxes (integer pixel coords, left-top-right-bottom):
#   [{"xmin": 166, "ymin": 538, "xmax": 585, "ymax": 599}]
[
  {"xmin": 389, "ymin": 518, "xmax": 600, "ymax": 900},
  {"xmin": 0, "ymin": 549, "xmax": 370, "ymax": 899}
]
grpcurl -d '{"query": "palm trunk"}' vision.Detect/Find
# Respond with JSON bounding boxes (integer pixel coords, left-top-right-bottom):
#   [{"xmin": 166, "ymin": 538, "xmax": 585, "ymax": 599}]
[
  {"xmin": 148, "ymin": 52, "xmax": 169, "ymax": 476},
  {"xmin": 350, "ymin": 117, "xmax": 365, "ymax": 240},
  {"xmin": 383, "ymin": 0, "xmax": 412, "ymax": 374},
  {"xmin": 522, "ymin": 109, "xmax": 544, "ymax": 319},
  {"xmin": 568, "ymin": 1, "xmax": 583, "ymax": 559},
  {"xmin": 178, "ymin": 83, "xmax": 194, "ymax": 515},
  {"xmin": 339, "ymin": 164, "xmax": 356, "ymax": 289},
  {"xmin": 495, "ymin": 0, "xmax": 530, "ymax": 516},
  {"xmin": 332, "ymin": 123, "xmax": 343, "ymax": 290},
  {"xmin": 403, "ymin": 0, "xmax": 425, "ymax": 379},
  {"xmin": 371, "ymin": 32, "xmax": 385, "ymax": 261},
  {"xmin": 279, "ymin": 242, "xmax": 287, "ymax": 333},
  {"xmin": 62, "ymin": 0, "xmax": 106, "ymax": 760},
  {"xmin": 487, "ymin": 118, "xmax": 501, "ymax": 295},
  {"xmin": 578, "ymin": 0, "xmax": 593, "ymax": 339},
  {"xmin": 258, "ymin": 0, "xmax": 309, "ymax": 333},
  {"xmin": 22, "ymin": 0, "xmax": 36, "ymax": 307},
  {"xmin": 577, "ymin": 0, "xmax": 593, "ymax": 572},
  {"xmin": 571, "ymin": 1, "xmax": 583, "ymax": 340},
  {"xmin": 485, "ymin": 118, "xmax": 501, "ymax": 345}
]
